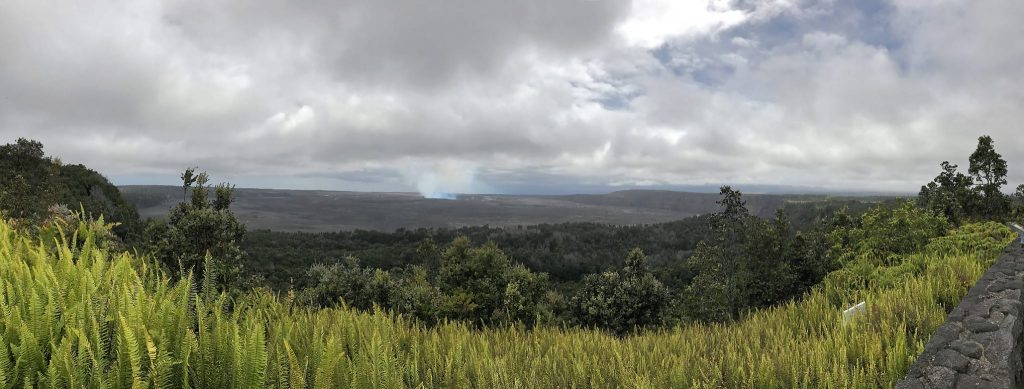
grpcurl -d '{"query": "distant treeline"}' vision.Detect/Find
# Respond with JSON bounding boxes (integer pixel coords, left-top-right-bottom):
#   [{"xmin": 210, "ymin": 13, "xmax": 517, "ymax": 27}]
[{"xmin": 243, "ymin": 198, "xmax": 878, "ymax": 291}]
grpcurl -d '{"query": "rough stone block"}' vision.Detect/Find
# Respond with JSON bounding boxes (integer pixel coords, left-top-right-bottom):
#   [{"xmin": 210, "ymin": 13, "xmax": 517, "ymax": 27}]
[
  {"xmin": 930, "ymin": 324, "xmax": 962, "ymax": 348},
  {"xmin": 954, "ymin": 375, "xmax": 992, "ymax": 388},
  {"xmin": 988, "ymin": 279, "xmax": 1024, "ymax": 293},
  {"xmin": 925, "ymin": 365, "xmax": 959, "ymax": 389},
  {"xmin": 965, "ymin": 316, "xmax": 999, "ymax": 333},
  {"xmin": 895, "ymin": 379, "xmax": 925, "ymax": 389},
  {"xmin": 934, "ymin": 349, "xmax": 971, "ymax": 373},
  {"xmin": 950, "ymin": 340, "xmax": 984, "ymax": 359}
]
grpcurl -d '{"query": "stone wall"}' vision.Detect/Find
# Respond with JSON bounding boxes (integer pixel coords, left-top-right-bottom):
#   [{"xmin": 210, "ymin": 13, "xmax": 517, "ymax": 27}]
[{"xmin": 896, "ymin": 235, "xmax": 1024, "ymax": 389}]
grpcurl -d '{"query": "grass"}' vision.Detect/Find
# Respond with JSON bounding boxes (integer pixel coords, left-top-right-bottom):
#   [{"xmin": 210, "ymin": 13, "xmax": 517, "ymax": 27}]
[{"xmin": 0, "ymin": 217, "xmax": 1014, "ymax": 388}]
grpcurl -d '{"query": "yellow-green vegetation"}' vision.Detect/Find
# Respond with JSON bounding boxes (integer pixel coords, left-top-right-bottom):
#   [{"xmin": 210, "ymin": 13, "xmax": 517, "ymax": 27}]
[{"xmin": 0, "ymin": 216, "xmax": 1015, "ymax": 388}]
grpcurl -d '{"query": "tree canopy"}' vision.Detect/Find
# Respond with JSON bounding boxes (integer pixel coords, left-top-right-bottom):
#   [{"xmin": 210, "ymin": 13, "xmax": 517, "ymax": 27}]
[
  {"xmin": 145, "ymin": 169, "xmax": 247, "ymax": 290},
  {"xmin": 919, "ymin": 135, "xmax": 1011, "ymax": 223},
  {"xmin": 0, "ymin": 138, "xmax": 142, "ymax": 243}
]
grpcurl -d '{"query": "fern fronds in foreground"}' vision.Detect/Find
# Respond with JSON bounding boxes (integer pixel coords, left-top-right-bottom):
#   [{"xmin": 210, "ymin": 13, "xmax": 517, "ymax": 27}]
[{"xmin": 0, "ymin": 218, "xmax": 1013, "ymax": 388}]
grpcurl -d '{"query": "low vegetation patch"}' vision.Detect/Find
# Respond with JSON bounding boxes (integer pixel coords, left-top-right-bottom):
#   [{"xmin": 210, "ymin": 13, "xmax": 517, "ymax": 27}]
[{"xmin": 0, "ymin": 215, "xmax": 1012, "ymax": 388}]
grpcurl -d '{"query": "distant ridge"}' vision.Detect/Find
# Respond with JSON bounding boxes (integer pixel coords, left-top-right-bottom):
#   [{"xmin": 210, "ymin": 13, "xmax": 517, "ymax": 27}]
[{"xmin": 120, "ymin": 185, "xmax": 891, "ymax": 232}]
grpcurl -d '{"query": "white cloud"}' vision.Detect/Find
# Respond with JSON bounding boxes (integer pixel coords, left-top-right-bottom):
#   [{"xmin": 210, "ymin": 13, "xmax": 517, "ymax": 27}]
[
  {"xmin": 1, "ymin": 0, "xmax": 1023, "ymax": 194},
  {"xmin": 616, "ymin": 0, "xmax": 748, "ymax": 48}
]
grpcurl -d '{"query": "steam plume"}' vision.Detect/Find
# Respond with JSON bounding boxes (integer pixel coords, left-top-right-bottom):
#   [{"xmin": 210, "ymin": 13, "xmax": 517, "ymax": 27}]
[{"xmin": 403, "ymin": 160, "xmax": 482, "ymax": 199}]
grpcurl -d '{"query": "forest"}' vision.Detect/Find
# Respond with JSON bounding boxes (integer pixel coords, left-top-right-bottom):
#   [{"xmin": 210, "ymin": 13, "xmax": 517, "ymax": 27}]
[
  {"xmin": 243, "ymin": 197, "xmax": 876, "ymax": 289},
  {"xmin": 0, "ymin": 136, "xmax": 1023, "ymax": 386}
]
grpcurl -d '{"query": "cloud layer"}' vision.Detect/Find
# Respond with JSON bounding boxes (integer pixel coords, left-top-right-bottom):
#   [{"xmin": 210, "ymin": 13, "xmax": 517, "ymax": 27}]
[{"xmin": 2, "ymin": 0, "xmax": 1022, "ymax": 194}]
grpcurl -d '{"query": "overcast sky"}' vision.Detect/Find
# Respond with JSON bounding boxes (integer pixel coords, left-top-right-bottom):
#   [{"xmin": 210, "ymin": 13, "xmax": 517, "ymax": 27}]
[{"xmin": 2, "ymin": 0, "xmax": 1022, "ymax": 195}]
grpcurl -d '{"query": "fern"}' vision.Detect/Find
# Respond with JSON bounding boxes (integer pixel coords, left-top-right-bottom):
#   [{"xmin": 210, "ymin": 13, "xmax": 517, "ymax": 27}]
[
  {"xmin": 0, "ymin": 215, "xmax": 1015, "ymax": 388},
  {"xmin": 180, "ymin": 330, "xmax": 196, "ymax": 388},
  {"xmin": 284, "ymin": 340, "xmax": 306, "ymax": 389},
  {"xmin": 116, "ymin": 315, "xmax": 144, "ymax": 389},
  {"xmin": 243, "ymin": 321, "xmax": 268, "ymax": 389},
  {"xmin": 14, "ymin": 323, "xmax": 44, "ymax": 386},
  {"xmin": 0, "ymin": 334, "xmax": 10, "ymax": 389}
]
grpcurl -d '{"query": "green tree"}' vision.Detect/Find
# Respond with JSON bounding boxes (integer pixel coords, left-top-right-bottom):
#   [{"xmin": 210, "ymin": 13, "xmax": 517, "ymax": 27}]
[
  {"xmin": 435, "ymin": 237, "xmax": 551, "ymax": 326},
  {"xmin": 414, "ymin": 237, "xmax": 443, "ymax": 273},
  {"xmin": 918, "ymin": 161, "xmax": 976, "ymax": 225},
  {"xmin": 436, "ymin": 237, "xmax": 509, "ymax": 323},
  {"xmin": 969, "ymin": 135, "xmax": 1009, "ymax": 188},
  {"xmin": 570, "ymin": 248, "xmax": 670, "ymax": 335},
  {"xmin": 495, "ymin": 265, "xmax": 551, "ymax": 325},
  {"xmin": 744, "ymin": 210, "xmax": 798, "ymax": 307},
  {"xmin": 835, "ymin": 200, "xmax": 949, "ymax": 266},
  {"xmin": 389, "ymin": 266, "xmax": 443, "ymax": 323},
  {"xmin": 968, "ymin": 135, "xmax": 1010, "ymax": 219},
  {"xmin": 0, "ymin": 139, "xmax": 143, "ymax": 243},
  {"xmin": 919, "ymin": 135, "xmax": 1011, "ymax": 222},
  {"xmin": 683, "ymin": 242, "xmax": 734, "ymax": 323},
  {"xmin": 57, "ymin": 164, "xmax": 143, "ymax": 244},
  {"xmin": 302, "ymin": 257, "xmax": 394, "ymax": 310},
  {"xmin": 213, "ymin": 183, "xmax": 235, "ymax": 211},
  {"xmin": 148, "ymin": 169, "xmax": 247, "ymax": 290},
  {"xmin": 682, "ymin": 187, "xmax": 837, "ymax": 322},
  {"xmin": 704, "ymin": 186, "xmax": 753, "ymax": 318},
  {"xmin": 0, "ymin": 139, "xmax": 60, "ymax": 219},
  {"xmin": 180, "ymin": 167, "xmax": 197, "ymax": 202},
  {"xmin": 789, "ymin": 228, "xmax": 836, "ymax": 293}
]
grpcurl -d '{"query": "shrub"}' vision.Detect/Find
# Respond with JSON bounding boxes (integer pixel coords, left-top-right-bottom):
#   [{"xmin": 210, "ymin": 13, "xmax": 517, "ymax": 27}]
[{"xmin": 832, "ymin": 200, "xmax": 949, "ymax": 266}]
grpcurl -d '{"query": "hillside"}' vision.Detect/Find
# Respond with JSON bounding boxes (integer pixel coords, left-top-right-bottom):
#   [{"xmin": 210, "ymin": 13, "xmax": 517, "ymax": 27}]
[
  {"xmin": 0, "ymin": 139, "xmax": 142, "ymax": 242},
  {"xmin": 0, "ymin": 213, "xmax": 1013, "ymax": 387},
  {"xmin": 121, "ymin": 185, "xmax": 886, "ymax": 232}
]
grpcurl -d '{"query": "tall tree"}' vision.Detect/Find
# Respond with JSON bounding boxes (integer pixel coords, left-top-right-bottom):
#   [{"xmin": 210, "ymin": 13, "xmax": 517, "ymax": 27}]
[
  {"xmin": 180, "ymin": 167, "xmax": 197, "ymax": 202},
  {"xmin": 969, "ymin": 135, "xmax": 1008, "ymax": 188},
  {"xmin": 919, "ymin": 135, "xmax": 1011, "ymax": 222},
  {"xmin": 683, "ymin": 187, "xmax": 836, "ymax": 322},
  {"xmin": 148, "ymin": 168, "xmax": 247, "ymax": 290},
  {"xmin": 709, "ymin": 186, "xmax": 751, "ymax": 318},
  {"xmin": 968, "ymin": 135, "xmax": 1010, "ymax": 219}
]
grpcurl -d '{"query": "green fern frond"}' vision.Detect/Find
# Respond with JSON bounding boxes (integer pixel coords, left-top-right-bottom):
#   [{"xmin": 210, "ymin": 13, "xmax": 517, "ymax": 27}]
[
  {"xmin": 284, "ymin": 341, "xmax": 306, "ymax": 389},
  {"xmin": 116, "ymin": 315, "xmax": 144, "ymax": 389}
]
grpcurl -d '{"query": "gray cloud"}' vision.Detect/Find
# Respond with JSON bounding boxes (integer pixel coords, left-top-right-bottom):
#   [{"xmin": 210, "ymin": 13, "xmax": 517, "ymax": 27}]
[
  {"xmin": 1, "ymin": 0, "xmax": 1022, "ymax": 195},
  {"xmin": 163, "ymin": 0, "xmax": 629, "ymax": 89}
]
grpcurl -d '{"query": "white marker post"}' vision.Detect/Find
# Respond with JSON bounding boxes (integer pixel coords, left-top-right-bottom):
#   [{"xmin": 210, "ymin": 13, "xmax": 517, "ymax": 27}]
[{"xmin": 842, "ymin": 301, "xmax": 867, "ymax": 324}]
